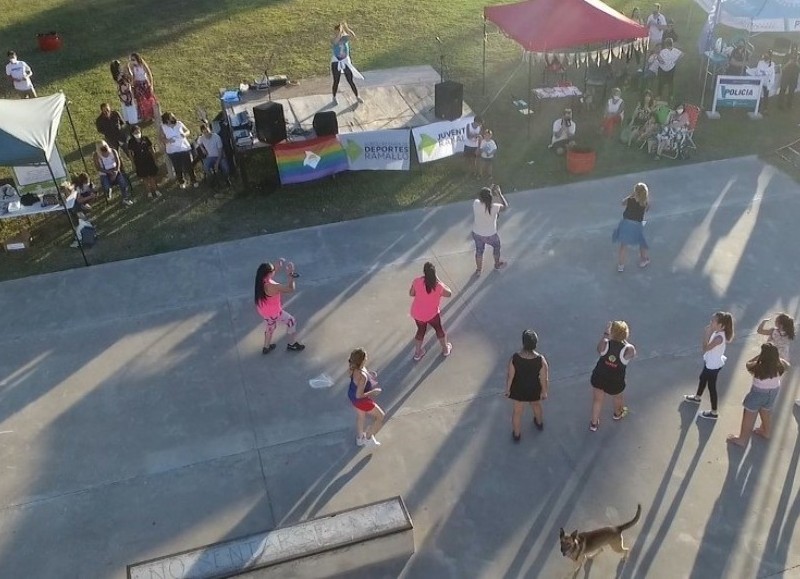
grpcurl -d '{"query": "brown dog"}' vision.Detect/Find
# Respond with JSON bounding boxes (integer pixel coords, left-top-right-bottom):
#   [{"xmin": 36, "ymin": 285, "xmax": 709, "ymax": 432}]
[{"xmin": 559, "ymin": 504, "xmax": 641, "ymax": 576}]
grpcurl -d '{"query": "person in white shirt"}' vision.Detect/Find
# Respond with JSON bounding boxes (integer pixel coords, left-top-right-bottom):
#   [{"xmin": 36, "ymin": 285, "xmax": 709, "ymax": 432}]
[
  {"xmin": 755, "ymin": 50, "xmax": 776, "ymax": 112},
  {"xmin": 197, "ymin": 123, "xmax": 232, "ymax": 186},
  {"xmin": 463, "ymin": 116, "xmax": 483, "ymax": 174},
  {"xmin": 657, "ymin": 38, "xmax": 683, "ymax": 101},
  {"xmin": 549, "ymin": 108, "xmax": 576, "ymax": 155},
  {"xmin": 602, "ymin": 88, "xmax": 625, "ymax": 136},
  {"xmin": 5, "ymin": 51, "xmax": 36, "ymax": 98},
  {"xmin": 471, "ymin": 184, "xmax": 509, "ymax": 274},
  {"xmin": 160, "ymin": 111, "xmax": 198, "ymax": 189},
  {"xmin": 646, "ymin": 4, "xmax": 667, "ymax": 46},
  {"xmin": 478, "ymin": 129, "xmax": 497, "ymax": 180}
]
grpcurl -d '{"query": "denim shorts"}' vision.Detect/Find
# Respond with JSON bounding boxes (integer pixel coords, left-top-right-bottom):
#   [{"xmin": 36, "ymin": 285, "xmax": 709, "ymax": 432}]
[{"xmin": 742, "ymin": 386, "xmax": 779, "ymax": 412}]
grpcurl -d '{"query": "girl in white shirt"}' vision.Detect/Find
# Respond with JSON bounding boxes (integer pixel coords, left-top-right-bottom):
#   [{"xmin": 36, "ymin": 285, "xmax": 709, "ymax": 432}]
[
  {"xmin": 684, "ymin": 311, "xmax": 735, "ymax": 420},
  {"xmin": 471, "ymin": 185, "xmax": 508, "ymax": 275},
  {"xmin": 478, "ymin": 129, "xmax": 497, "ymax": 180}
]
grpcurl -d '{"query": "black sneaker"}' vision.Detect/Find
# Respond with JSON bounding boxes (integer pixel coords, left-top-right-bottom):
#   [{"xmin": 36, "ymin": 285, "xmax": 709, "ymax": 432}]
[
  {"xmin": 287, "ymin": 342, "xmax": 306, "ymax": 352},
  {"xmin": 262, "ymin": 344, "xmax": 276, "ymax": 355},
  {"xmin": 512, "ymin": 432, "xmax": 521, "ymax": 443},
  {"xmin": 534, "ymin": 419, "xmax": 544, "ymax": 431},
  {"xmin": 699, "ymin": 411, "xmax": 718, "ymax": 420}
]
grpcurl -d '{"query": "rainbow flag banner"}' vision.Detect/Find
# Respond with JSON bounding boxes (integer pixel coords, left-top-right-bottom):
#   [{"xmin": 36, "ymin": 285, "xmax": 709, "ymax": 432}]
[{"xmin": 273, "ymin": 136, "xmax": 349, "ymax": 185}]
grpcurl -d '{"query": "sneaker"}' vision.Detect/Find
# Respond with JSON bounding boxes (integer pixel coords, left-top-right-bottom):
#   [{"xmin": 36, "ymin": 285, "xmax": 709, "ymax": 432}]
[
  {"xmin": 613, "ymin": 407, "xmax": 629, "ymax": 421},
  {"xmin": 179, "ymin": 182, "xmax": 187, "ymax": 190},
  {"xmin": 413, "ymin": 349, "xmax": 426, "ymax": 362},
  {"xmin": 106, "ymin": 191, "xmax": 113, "ymax": 200},
  {"xmin": 589, "ymin": 422, "xmax": 599, "ymax": 432},
  {"xmin": 699, "ymin": 411, "xmax": 719, "ymax": 420},
  {"xmin": 442, "ymin": 343, "xmax": 452, "ymax": 357},
  {"xmin": 82, "ymin": 203, "xmax": 92, "ymax": 210},
  {"xmin": 534, "ymin": 419, "xmax": 544, "ymax": 431},
  {"xmin": 70, "ymin": 240, "xmax": 79, "ymax": 248},
  {"xmin": 617, "ymin": 264, "xmax": 625, "ymax": 272},
  {"xmin": 287, "ymin": 342, "xmax": 306, "ymax": 352},
  {"xmin": 512, "ymin": 432, "xmax": 521, "ymax": 443},
  {"xmin": 357, "ymin": 96, "xmax": 364, "ymax": 104},
  {"xmin": 494, "ymin": 260, "xmax": 507, "ymax": 270},
  {"xmin": 332, "ymin": 97, "xmax": 339, "ymax": 105},
  {"xmin": 364, "ymin": 435, "xmax": 381, "ymax": 447},
  {"xmin": 639, "ymin": 259, "xmax": 651, "ymax": 268},
  {"xmin": 122, "ymin": 198, "xmax": 134, "ymax": 206},
  {"xmin": 262, "ymin": 344, "xmax": 276, "ymax": 355},
  {"xmin": 192, "ymin": 182, "xmax": 200, "ymax": 189},
  {"xmin": 796, "ymin": 399, "xmax": 800, "ymax": 407},
  {"xmin": 356, "ymin": 434, "xmax": 367, "ymax": 447},
  {"xmin": 684, "ymin": 394, "xmax": 701, "ymax": 404},
  {"xmin": 153, "ymin": 190, "xmax": 162, "ymax": 198}
]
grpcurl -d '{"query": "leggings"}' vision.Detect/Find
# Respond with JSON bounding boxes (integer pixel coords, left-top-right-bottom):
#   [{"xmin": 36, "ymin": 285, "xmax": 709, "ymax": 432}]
[
  {"xmin": 472, "ymin": 232, "xmax": 501, "ymax": 260},
  {"xmin": 696, "ymin": 366, "xmax": 721, "ymax": 411},
  {"xmin": 331, "ymin": 62, "xmax": 358, "ymax": 97},
  {"xmin": 414, "ymin": 314, "xmax": 445, "ymax": 341},
  {"xmin": 168, "ymin": 151, "xmax": 196, "ymax": 184}
]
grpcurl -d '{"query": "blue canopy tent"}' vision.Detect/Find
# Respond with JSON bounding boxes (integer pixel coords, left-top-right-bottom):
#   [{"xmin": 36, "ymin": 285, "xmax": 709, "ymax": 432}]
[
  {"xmin": 0, "ymin": 94, "xmax": 89, "ymax": 266},
  {"xmin": 698, "ymin": 0, "xmax": 800, "ymax": 33}
]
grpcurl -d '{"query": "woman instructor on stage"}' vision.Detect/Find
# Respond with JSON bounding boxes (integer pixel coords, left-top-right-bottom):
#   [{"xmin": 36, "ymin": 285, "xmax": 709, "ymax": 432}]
[{"xmin": 331, "ymin": 21, "xmax": 364, "ymax": 105}]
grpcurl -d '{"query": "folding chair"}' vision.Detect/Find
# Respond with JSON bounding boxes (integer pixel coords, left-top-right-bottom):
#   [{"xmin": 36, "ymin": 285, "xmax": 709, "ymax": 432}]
[{"xmin": 683, "ymin": 104, "xmax": 701, "ymax": 152}]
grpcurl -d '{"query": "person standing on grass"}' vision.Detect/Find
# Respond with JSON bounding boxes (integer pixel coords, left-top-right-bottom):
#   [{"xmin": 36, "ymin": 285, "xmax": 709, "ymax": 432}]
[
  {"xmin": 472, "ymin": 184, "xmax": 508, "ymax": 275},
  {"xmin": 683, "ymin": 311, "xmax": 735, "ymax": 420},
  {"xmin": 93, "ymin": 140, "xmax": 133, "ymax": 206},
  {"xmin": 254, "ymin": 260, "xmax": 305, "ymax": 354},
  {"xmin": 506, "ymin": 329, "xmax": 550, "ymax": 442},
  {"xmin": 128, "ymin": 53, "xmax": 156, "ymax": 122},
  {"xmin": 348, "ymin": 348, "xmax": 385, "ymax": 448},
  {"xmin": 656, "ymin": 38, "xmax": 682, "ymax": 102},
  {"xmin": 589, "ymin": 321, "xmax": 636, "ymax": 432},
  {"xmin": 331, "ymin": 22, "xmax": 364, "ymax": 106},
  {"xmin": 478, "ymin": 129, "xmax": 497, "ymax": 180},
  {"xmin": 409, "ymin": 262, "xmax": 453, "ymax": 362},
  {"xmin": 778, "ymin": 54, "xmax": 800, "ymax": 111},
  {"xmin": 95, "ymin": 103, "xmax": 129, "ymax": 155},
  {"xmin": 160, "ymin": 111, "xmax": 198, "ymax": 190},
  {"xmin": 463, "ymin": 116, "xmax": 483, "ymax": 175},
  {"xmin": 5, "ymin": 51, "xmax": 36, "ymax": 98},
  {"xmin": 727, "ymin": 344, "xmax": 788, "ymax": 447},
  {"xmin": 128, "ymin": 127, "xmax": 161, "ymax": 199},
  {"xmin": 646, "ymin": 3, "xmax": 667, "ymax": 47},
  {"xmin": 612, "ymin": 182, "xmax": 650, "ymax": 272}
]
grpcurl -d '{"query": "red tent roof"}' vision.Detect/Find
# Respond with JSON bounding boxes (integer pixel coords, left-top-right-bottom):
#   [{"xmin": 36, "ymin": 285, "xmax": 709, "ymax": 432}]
[{"xmin": 484, "ymin": 0, "xmax": 647, "ymax": 52}]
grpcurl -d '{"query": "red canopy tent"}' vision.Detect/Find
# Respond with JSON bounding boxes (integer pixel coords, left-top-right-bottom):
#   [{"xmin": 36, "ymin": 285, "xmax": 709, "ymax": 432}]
[{"xmin": 483, "ymin": 0, "xmax": 647, "ymax": 135}]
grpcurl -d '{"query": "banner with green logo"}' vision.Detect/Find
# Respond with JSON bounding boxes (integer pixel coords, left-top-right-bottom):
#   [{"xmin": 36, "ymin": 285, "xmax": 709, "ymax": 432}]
[
  {"xmin": 338, "ymin": 130, "xmax": 411, "ymax": 171},
  {"xmin": 411, "ymin": 117, "xmax": 474, "ymax": 163}
]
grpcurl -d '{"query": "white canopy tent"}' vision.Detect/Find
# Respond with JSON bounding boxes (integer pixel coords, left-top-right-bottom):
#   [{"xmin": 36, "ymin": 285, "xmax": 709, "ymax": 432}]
[{"xmin": 0, "ymin": 94, "xmax": 88, "ymax": 265}]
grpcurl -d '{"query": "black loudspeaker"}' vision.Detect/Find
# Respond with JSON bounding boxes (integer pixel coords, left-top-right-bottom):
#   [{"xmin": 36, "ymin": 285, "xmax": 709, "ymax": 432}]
[
  {"xmin": 313, "ymin": 111, "xmax": 338, "ymax": 136},
  {"xmin": 435, "ymin": 81, "xmax": 464, "ymax": 121},
  {"xmin": 253, "ymin": 102, "xmax": 287, "ymax": 145}
]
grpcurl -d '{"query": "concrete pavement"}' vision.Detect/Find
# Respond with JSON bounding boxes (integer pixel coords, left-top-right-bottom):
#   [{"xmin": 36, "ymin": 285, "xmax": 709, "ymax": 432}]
[{"xmin": 0, "ymin": 156, "xmax": 799, "ymax": 578}]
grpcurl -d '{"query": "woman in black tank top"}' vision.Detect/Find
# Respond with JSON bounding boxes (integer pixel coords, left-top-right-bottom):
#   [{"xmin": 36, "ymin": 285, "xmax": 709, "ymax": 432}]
[
  {"xmin": 505, "ymin": 330, "xmax": 550, "ymax": 442},
  {"xmin": 589, "ymin": 321, "xmax": 636, "ymax": 431},
  {"xmin": 612, "ymin": 182, "xmax": 650, "ymax": 272}
]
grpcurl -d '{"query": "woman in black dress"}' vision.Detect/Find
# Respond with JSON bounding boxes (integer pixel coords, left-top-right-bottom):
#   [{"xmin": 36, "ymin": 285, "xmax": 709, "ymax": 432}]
[
  {"xmin": 505, "ymin": 329, "xmax": 550, "ymax": 442},
  {"xmin": 589, "ymin": 320, "xmax": 637, "ymax": 432},
  {"xmin": 127, "ymin": 126, "xmax": 161, "ymax": 199}
]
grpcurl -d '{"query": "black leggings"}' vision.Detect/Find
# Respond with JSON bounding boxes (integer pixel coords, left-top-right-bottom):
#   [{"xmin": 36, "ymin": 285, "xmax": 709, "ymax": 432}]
[
  {"xmin": 168, "ymin": 151, "xmax": 196, "ymax": 185},
  {"xmin": 331, "ymin": 62, "xmax": 358, "ymax": 97},
  {"xmin": 696, "ymin": 366, "xmax": 721, "ymax": 411}
]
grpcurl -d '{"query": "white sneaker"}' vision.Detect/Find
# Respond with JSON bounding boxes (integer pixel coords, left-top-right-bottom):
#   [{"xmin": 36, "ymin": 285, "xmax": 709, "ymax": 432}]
[
  {"xmin": 179, "ymin": 182, "xmax": 187, "ymax": 190},
  {"xmin": 365, "ymin": 435, "xmax": 381, "ymax": 447},
  {"xmin": 193, "ymin": 182, "xmax": 200, "ymax": 189},
  {"xmin": 122, "ymin": 198, "xmax": 134, "ymax": 206},
  {"xmin": 355, "ymin": 434, "xmax": 366, "ymax": 447},
  {"xmin": 357, "ymin": 96, "xmax": 364, "ymax": 104},
  {"xmin": 153, "ymin": 190, "xmax": 162, "ymax": 198}
]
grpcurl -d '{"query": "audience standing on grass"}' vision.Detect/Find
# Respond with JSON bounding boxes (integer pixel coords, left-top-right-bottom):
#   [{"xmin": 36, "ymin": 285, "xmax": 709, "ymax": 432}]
[
  {"xmin": 646, "ymin": 3, "xmax": 667, "ymax": 46},
  {"xmin": 657, "ymin": 38, "xmax": 682, "ymax": 102},
  {"xmin": 778, "ymin": 54, "xmax": 800, "ymax": 111},
  {"xmin": 471, "ymin": 185, "xmax": 509, "ymax": 275},
  {"xmin": 128, "ymin": 126, "xmax": 161, "ymax": 199},
  {"xmin": 93, "ymin": 140, "xmax": 133, "ymax": 206},
  {"xmin": 95, "ymin": 103, "xmax": 129, "ymax": 155},
  {"xmin": 160, "ymin": 112, "xmax": 198, "ymax": 189},
  {"xmin": 409, "ymin": 262, "xmax": 453, "ymax": 362},
  {"xmin": 5, "ymin": 51, "xmax": 36, "ymax": 98},
  {"xmin": 683, "ymin": 312, "xmax": 735, "ymax": 421},
  {"xmin": 506, "ymin": 329, "xmax": 549, "ymax": 442},
  {"xmin": 128, "ymin": 52, "xmax": 157, "ymax": 122}
]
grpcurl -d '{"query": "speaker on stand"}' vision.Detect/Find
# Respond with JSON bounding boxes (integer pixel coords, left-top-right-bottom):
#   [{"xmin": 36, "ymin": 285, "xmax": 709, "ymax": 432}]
[
  {"xmin": 434, "ymin": 81, "xmax": 464, "ymax": 121},
  {"xmin": 253, "ymin": 101, "xmax": 287, "ymax": 145}
]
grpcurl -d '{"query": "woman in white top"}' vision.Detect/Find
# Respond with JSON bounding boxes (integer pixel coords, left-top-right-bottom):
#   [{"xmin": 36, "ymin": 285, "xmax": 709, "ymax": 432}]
[
  {"xmin": 160, "ymin": 111, "xmax": 197, "ymax": 189},
  {"xmin": 684, "ymin": 312, "xmax": 735, "ymax": 420},
  {"xmin": 601, "ymin": 87, "xmax": 625, "ymax": 136},
  {"xmin": 471, "ymin": 184, "xmax": 508, "ymax": 275},
  {"xmin": 93, "ymin": 140, "xmax": 133, "ymax": 206},
  {"xmin": 463, "ymin": 116, "xmax": 483, "ymax": 174},
  {"xmin": 755, "ymin": 51, "xmax": 776, "ymax": 112},
  {"xmin": 728, "ymin": 343, "xmax": 789, "ymax": 447}
]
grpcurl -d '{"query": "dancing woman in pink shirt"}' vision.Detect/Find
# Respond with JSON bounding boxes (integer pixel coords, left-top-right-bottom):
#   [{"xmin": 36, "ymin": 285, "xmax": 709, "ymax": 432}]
[
  {"xmin": 254, "ymin": 260, "xmax": 305, "ymax": 354},
  {"xmin": 409, "ymin": 262, "xmax": 453, "ymax": 361}
]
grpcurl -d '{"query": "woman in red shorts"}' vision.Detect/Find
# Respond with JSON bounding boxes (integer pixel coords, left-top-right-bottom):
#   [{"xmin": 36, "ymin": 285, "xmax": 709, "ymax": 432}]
[{"xmin": 348, "ymin": 348, "xmax": 385, "ymax": 447}]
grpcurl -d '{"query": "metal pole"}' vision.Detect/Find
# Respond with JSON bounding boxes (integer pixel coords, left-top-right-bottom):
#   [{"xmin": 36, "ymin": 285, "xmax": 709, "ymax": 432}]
[
  {"xmin": 482, "ymin": 18, "xmax": 487, "ymax": 96},
  {"xmin": 45, "ymin": 155, "xmax": 89, "ymax": 266},
  {"xmin": 527, "ymin": 52, "xmax": 532, "ymax": 138},
  {"xmin": 62, "ymin": 94, "xmax": 90, "ymax": 174}
]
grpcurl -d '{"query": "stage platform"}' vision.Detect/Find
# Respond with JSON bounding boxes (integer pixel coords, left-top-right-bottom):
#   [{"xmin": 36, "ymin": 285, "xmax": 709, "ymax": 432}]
[{"xmin": 225, "ymin": 65, "xmax": 473, "ymax": 144}]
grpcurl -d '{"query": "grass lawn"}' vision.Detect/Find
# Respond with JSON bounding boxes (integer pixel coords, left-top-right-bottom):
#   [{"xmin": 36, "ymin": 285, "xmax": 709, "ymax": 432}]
[{"xmin": 0, "ymin": 0, "xmax": 797, "ymax": 280}]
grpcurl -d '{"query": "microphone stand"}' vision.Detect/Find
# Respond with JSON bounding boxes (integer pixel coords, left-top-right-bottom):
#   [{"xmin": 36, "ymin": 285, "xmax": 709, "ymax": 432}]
[{"xmin": 437, "ymin": 37, "xmax": 445, "ymax": 83}]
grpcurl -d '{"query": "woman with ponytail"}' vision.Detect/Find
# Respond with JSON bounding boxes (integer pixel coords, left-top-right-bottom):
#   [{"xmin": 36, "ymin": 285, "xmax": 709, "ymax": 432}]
[
  {"xmin": 409, "ymin": 262, "xmax": 453, "ymax": 361},
  {"xmin": 348, "ymin": 348, "xmax": 385, "ymax": 447}
]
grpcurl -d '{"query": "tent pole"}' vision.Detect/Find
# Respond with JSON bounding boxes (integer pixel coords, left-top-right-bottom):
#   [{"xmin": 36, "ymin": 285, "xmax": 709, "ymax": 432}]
[
  {"xmin": 45, "ymin": 156, "xmax": 89, "ymax": 267},
  {"xmin": 482, "ymin": 18, "xmax": 487, "ymax": 96},
  {"xmin": 527, "ymin": 52, "xmax": 532, "ymax": 139},
  {"xmin": 62, "ymin": 95, "xmax": 89, "ymax": 175}
]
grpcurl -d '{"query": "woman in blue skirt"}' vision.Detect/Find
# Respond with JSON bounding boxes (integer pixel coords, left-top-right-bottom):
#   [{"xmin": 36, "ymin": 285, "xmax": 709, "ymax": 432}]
[{"xmin": 612, "ymin": 182, "xmax": 650, "ymax": 272}]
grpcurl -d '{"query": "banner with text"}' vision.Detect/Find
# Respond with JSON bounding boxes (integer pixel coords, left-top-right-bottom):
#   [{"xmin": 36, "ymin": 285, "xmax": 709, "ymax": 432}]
[
  {"xmin": 711, "ymin": 75, "xmax": 762, "ymax": 114},
  {"xmin": 412, "ymin": 116, "xmax": 474, "ymax": 163},
  {"xmin": 338, "ymin": 129, "xmax": 411, "ymax": 171}
]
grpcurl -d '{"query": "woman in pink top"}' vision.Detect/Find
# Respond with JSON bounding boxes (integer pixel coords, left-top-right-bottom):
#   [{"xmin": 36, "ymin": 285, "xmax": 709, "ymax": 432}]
[
  {"xmin": 254, "ymin": 260, "xmax": 305, "ymax": 354},
  {"xmin": 409, "ymin": 262, "xmax": 453, "ymax": 361}
]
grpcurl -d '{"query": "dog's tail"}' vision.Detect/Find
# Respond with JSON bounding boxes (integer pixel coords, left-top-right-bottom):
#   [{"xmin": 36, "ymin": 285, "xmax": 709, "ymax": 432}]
[{"xmin": 617, "ymin": 504, "xmax": 642, "ymax": 532}]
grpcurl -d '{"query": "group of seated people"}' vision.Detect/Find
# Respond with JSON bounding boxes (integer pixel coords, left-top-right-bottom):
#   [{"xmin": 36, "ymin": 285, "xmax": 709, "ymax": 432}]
[{"xmin": 622, "ymin": 90, "xmax": 693, "ymax": 160}]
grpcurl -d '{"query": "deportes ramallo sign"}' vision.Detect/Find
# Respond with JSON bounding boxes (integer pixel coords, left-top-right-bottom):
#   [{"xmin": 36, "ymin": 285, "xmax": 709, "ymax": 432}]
[{"xmin": 711, "ymin": 75, "xmax": 763, "ymax": 115}]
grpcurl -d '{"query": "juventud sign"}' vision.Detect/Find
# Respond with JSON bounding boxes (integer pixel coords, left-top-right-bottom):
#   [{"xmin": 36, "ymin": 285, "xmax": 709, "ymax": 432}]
[{"xmin": 411, "ymin": 116, "xmax": 474, "ymax": 163}]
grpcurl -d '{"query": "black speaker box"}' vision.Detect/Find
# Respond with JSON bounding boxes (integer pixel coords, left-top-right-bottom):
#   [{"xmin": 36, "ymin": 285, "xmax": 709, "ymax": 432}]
[
  {"xmin": 253, "ymin": 102, "xmax": 287, "ymax": 145},
  {"xmin": 435, "ymin": 81, "xmax": 464, "ymax": 121},
  {"xmin": 313, "ymin": 111, "xmax": 338, "ymax": 136}
]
